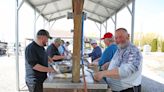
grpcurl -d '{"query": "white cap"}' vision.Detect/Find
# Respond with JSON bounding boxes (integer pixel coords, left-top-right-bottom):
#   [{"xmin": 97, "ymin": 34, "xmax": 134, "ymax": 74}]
[{"xmin": 90, "ymin": 40, "xmax": 97, "ymax": 44}]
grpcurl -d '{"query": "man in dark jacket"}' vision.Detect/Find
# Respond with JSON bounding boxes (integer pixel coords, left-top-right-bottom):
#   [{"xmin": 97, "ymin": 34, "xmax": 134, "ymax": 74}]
[{"xmin": 25, "ymin": 29, "xmax": 55, "ymax": 92}]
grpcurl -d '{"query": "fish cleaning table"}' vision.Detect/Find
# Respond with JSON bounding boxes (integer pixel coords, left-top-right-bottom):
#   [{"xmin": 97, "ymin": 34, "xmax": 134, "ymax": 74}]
[{"xmin": 43, "ymin": 66, "xmax": 108, "ymax": 92}]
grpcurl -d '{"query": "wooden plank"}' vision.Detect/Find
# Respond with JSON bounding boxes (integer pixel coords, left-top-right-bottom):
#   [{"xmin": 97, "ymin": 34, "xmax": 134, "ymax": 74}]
[{"xmin": 72, "ymin": 0, "xmax": 84, "ymax": 83}]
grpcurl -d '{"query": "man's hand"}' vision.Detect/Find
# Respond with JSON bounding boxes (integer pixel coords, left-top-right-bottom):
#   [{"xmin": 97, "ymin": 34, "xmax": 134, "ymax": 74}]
[
  {"xmin": 94, "ymin": 68, "xmax": 120, "ymax": 81},
  {"xmin": 83, "ymin": 53, "xmax": 89, "ymax": 58},
  {"xmin": 48, "ymin": 67, "xmax": 55, "ymax": 73},
  {"xmin": 89, "ymin": 61, "xmax": 98, "ymax": 66},
  {"xmin": 102, "ymin": 62, "xmax": 110, "ymax": 70},
  {"xmin": 48, "ymin": 56, "xmax": 53, "ymax": 63},
  {"xmin": 92, "ymin": 58, "xmax": 100, "ymax": 62},
  {"xmin": 88, "ymin": 62, "xmax": 97, "ymax": 68},
  {"xmin": 52, "ymin": 55, "xmax": 65, "ymax": 60},
  {"xmin": 94, "ymin": 71, "xmax": 105, "ymax": 81}
]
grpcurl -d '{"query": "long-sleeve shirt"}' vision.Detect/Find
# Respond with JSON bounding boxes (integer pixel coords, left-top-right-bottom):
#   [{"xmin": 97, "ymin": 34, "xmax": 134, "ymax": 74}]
[
  {"xmin": 88, "ymin": 46, "xmax": 102, "ymax": 61},
  {"xmin": 58, "ymin": 45, "xmax": 65, "ymax": 55},
  {"xmin": 107, "ymin": 43, "xmax": 143, "ymax": 91},
  {"xmin": 98, "ymin": 44, "xmax": 117, "ymax": 66}
]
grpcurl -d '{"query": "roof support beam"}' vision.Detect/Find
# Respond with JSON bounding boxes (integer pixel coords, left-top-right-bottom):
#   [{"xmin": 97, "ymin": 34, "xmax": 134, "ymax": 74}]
[
  {"xmin": 49, "ymin": 15, "xmax": 66, "ymax": 21},
  {"xmin": 111, "ymin": 17, "xmax": 115, "ymax": 25},
  {"xmin": 35, "ymin": 0, "xmax": 60, "ymax": 7},
  {"xmin": 44, "ymin": 8, "xmax": 71, "ymax": 16},
  {"xmin": 49, "ymin": 20, "xmax": 56, "ymax": 30},
  {"xmin": 104, "ymin": 7, "xmax": 111, "ymax": 15},
  {"xmin": 17, "ymin": 0, "xmax": 25, "ymax": 11},
  {"xmin": 102, "ymin": 0, "xmax": 132, "ymax": 23},
  {"xmin": 114, "ymin": 0, "xmax": 135, "ymax": 43},
  {"xmin": 98, "ymin": 15, "xmax": 105, "ymax": 24},
  {"xmin": 105, "ymin": 20, "xmax": 108, "ymax": 33},
  {"xmin": 100, "ymin": 24, "xmax": 102, "ymax": 44},
  {"xmin": 44, "ymin": 20, "xmax": 51, "ymax": 27},
  {"xmin": 89, "ymin": 0, "xmax": 100, "ymax": 18},
  {"xmin": 88, "ymin": 0, "xmax": 117, "ymax": 10},
  {"xmin": 72, "ymin": 0, "xmax": 84, "ymax": 83},
  {"xmin": 25, "ymin": 0, "xmax": 49, "ymax": 21},
  {"xmin": 52, "ymin": 2, "xmax": 62, "ymax": 17},
  {"xmin": 87, "ymin": 17, "xmax": 101, "ymax": 23},
  {"xmin": 125, "ymin": 2, "xmax": 132, "ymax": 15},
  {"xmin": 94, "ymin": 22, "xmax": 102, "ymax": 44},
  {"xmin": 33, "ymin": 4, "xmax": 47, "ymax": 38},
  {"xmin": 95, "ymin": 22, "xmax": 101, "ymax": 31},
  {"xmin": 115, "ymin": 0, "xmax": 128, "ymax": 5},
  {"xmin": 35, "ymin": 4, "xmax": 47, "ymax": 22},
  {"xmin": 111, "ymin": 13, "xmax": 117, "ymax": 30},
  {"xmin": 102, "ymin": 20, "xmax": 108, "ymax": 33},
  {"xmin": 47, "ymin": 13, "xmax": 54, "ymax": 21},
  {"xmin": 43, "ymin": 18, "xmax": 46, "ymax": 28},
  {"xmin": 84, "ymin": 9, "xmax": 107, "ymax": 18}
]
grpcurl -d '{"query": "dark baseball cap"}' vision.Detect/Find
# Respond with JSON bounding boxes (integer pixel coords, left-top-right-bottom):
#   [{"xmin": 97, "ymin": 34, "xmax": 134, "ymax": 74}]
[{"xmin": 37, "ymin": 29, "xmax": 52, "ymax": 39}]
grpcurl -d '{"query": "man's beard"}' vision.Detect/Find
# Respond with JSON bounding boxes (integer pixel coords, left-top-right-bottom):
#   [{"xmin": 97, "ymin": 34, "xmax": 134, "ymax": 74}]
[{"xmin": 117, "ymin": 41, "xmax": 129, "ymax": 49}]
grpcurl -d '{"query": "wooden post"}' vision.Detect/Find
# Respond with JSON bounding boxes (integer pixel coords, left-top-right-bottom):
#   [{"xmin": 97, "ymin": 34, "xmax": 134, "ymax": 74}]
[{"xmin": 72, "ymin": 0, "xmax": 84, "ymax": 83}]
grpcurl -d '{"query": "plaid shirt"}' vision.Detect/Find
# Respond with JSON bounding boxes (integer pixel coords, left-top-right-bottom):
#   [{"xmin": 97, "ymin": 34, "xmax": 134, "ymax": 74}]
[{"xmin": 107, "ymin": 42, "xmax": 143, "ymax": 91}]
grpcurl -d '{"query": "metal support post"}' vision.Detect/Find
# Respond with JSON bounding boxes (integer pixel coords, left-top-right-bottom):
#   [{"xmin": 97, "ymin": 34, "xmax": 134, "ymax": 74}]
[
  {"xmin": 131, "ymin": 0, "xmax": 135, "ymax": 43},
  {"xmin": 15, "ymin": 0, "xmax": 20, "ymax": 91}
]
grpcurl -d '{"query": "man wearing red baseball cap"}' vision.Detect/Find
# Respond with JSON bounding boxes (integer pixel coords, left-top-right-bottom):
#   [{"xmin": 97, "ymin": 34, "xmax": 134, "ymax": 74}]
[
  {"xmin": 91, "ymin": 32, "xmax": 117, "ymax": 70},
  {"xmin": 101, "ymin": 32, "xmax": 113, "ymax": 40}
]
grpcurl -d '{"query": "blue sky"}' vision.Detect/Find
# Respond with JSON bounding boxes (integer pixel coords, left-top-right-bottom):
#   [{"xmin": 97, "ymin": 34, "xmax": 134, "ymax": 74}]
[{"xmin": 0, "ymin": 0, "xmax": 164, "ymax": 42}]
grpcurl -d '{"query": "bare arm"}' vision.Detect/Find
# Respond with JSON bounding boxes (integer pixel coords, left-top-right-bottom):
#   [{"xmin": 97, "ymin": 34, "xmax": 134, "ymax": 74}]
[
  {"xmin": 52, "ymin": 55, "xmax": 65, "ymax": 60},
  {"xmin": 94, "ymin": 68, "xmax": 119, "ymax": 81},
  {"xmin": 103, "ymin": 68, "xmax": 119, "ymax": 79},
  {"xmin": 93, "ymin": 58, "xmax": 100, "ymax": 62},
  {"xmin": 89, "ymin": 58, "xmax": 100, "ymax": 66},
  {"xmin": 33, "ymin": 64, "xmax": 55, "ymax": 72},
  {"xmin": 101, "ymin": 62, "xmax": 110, "ymax": 70},
  {"xmin": 48, "ymin": 56, "xmax": 53, "ymax": 63}
]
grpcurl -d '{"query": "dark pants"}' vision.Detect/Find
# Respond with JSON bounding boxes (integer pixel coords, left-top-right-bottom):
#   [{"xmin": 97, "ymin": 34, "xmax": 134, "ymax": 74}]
[
  {"xmin": 113, "ymin": 85, "xmax": 141, "ymax": 92},
  {"xmin": 26, "ymin": 82, "xmax": 43, "ymax": 92}
]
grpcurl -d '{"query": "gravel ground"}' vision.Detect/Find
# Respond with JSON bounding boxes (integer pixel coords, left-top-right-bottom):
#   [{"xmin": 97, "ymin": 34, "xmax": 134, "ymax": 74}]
[
  {"xmin": 0, "ymin": 52, "xmax": 164, "ymax": 92},
  {"xmin": 142, "ymin": 76, "xmax": 164, "ymax": 92}
]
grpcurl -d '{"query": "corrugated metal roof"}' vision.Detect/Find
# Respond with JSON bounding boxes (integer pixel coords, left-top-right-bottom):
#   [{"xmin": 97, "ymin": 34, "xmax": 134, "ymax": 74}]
[{"xmin": 26, "ymin": 0, "xmax": 132, "ymax": 24}]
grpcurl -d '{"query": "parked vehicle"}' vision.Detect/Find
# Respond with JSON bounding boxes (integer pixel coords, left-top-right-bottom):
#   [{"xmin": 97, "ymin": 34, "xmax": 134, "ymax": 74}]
[{"xmin": 0, "ymin": 41, "xmax": 8, "ymax": 55}]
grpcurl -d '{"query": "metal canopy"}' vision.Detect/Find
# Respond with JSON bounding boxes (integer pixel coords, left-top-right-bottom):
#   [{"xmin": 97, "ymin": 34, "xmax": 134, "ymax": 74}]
[
  {"xmin": 15, "ymin": 0, "xmax": 135, "ymax": 91},
  {"xmin": 26, "ymin": 0, "xmax": 132, "ymax": 24}
]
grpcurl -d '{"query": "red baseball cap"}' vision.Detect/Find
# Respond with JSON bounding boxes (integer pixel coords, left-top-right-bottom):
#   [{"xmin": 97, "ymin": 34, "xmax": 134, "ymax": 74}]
[{"xmin": 101, "ymin": 32, "xmax": 113, "ymax": 40}]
